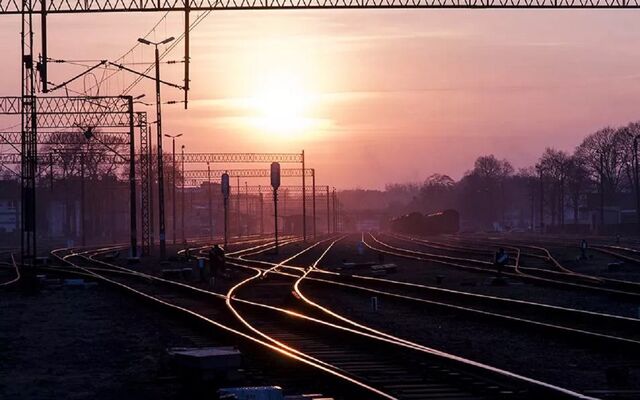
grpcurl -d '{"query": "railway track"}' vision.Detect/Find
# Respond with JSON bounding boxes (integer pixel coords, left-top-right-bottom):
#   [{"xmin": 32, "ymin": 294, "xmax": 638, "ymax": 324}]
[
  {"xmin": 224, "ymin": 238, "xmax": 599, "ymax": 399},
  {"xmin": 368, "ymin": 232, "xmax": 640, "ymax": 300},
  {"xmin": 224, "ymin": 236, "xmax": 640, "ymax": 352},
  {"xmin": 445, "ymin": 235, "xmax": 640, "ymax": 291},
  {"xmin": 45, "ymin": 240, "xmax": 595, "ymax": 399}
]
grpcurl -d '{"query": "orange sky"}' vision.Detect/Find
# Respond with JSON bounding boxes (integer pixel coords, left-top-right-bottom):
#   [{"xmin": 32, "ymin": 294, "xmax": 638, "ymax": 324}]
[{"xmin": 1, "ymin": 10, "xmax": 640, "ymax": 188}]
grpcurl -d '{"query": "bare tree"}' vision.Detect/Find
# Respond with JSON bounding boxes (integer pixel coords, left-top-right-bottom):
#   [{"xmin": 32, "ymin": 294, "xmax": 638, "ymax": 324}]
[
  {"xmin": 575, "ymin": 127, "xmax": 627, "ymax": 202},
  {"xmin": 564, "ymin": 155, "xmax": 591, "ymax": 224},
  {"xmin": 460, "ymin": 155, "xmax": 514, "ymax": 228},
  {"xmin": 538, "ymin": 148, "xmax": 569, "ymax": 226},
  {"xmin": 418, "ymin": 173, "xmax": 455, "ymax": 213}
]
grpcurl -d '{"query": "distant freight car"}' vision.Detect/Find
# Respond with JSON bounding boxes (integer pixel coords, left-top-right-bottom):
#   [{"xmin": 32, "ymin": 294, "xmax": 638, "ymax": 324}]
[{"xmin": 390, "ymin": 209, "xmax": 459, "ymax": 236}]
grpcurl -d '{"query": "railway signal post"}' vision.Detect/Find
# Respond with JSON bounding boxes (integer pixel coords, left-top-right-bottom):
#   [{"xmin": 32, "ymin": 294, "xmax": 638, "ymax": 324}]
[
  {"xmin": 221, "ymin": 173, "xmax": 230, "ymax": 249},
  {"xmin": 271, "ymin": 162, "xmax": 281, "ymax": 254}
]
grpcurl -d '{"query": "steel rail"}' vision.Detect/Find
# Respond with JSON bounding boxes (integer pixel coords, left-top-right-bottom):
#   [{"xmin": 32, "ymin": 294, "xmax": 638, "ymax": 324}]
[
  {"xmin": 49, "ymin": 246, "xmax": 401, "ymax": 399},
  {"xmin": 450, "ymin": 235, "xmax": 640, "ymax": 288},
  {"xmin": 222, "ymin": 242, "xmax": 594, "ymax": 399},
  {"xmin": 368, "ymin": 232, "xmax": 640, "ymax": 299},
  {"xmin": 228, "ymin": 245, "xmax": 640, "ymax": 349},
  {"xmin": 50, "ymin": 243, "xmax": 597, "ymax": 399},
  {"xmin": 399, "ymin": 233, "xmax": 606, "ymax": 284},
  {"xmin": 225, "ymin": 243, "xmax": 600, "ymax": 398}
]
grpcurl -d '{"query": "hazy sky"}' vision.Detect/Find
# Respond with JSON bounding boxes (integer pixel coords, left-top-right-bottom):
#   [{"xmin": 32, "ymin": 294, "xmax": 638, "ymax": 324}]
[{"xmin": 1, "ymin": 10, "xmax": 640, "ymax": 189}]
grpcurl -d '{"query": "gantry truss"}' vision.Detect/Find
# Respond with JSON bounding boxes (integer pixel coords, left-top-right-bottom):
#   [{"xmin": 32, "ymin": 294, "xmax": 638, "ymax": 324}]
[
  {"xmin": 177, "ymin": 153, "xmax": 302, "ymax": 163},
  {"xmin": 0, "ymin": 95, "xmax": 141, "ymax": 264},
  {"xmin": 0, "ymin": 96, "xmax": 140, "ymax": 128},
  {"xmin": 231, "ymin": 185, "xmax": 323, "ymax": 194},
  {"xmin": 0, "ymin": 152, "xmax": 304, "ymax": 165},
  {"xmin": 1, "ymin": 0, "xmax": 638, "ymax": 12},
  {"xmin": 184, "ymin": 168, "xmax": 312, "ymax": 181},
  {"xmin": 0, "ymin": 131, "xmax": 131, "ymax": 145}
]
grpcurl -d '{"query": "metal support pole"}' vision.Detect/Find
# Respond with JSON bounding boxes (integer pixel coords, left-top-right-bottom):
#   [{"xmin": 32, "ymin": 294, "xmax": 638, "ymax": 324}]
[
  {"xmin": 539, "ymin": 168, "xmax": 544, "ymax": 234},
  {"xmin": 223, "ymin": 197, "xmax": 228, "ymax": 248},
  {"xmin": 40, "ymin": 0, "xmax": 48, "ymax": 93},
  {"xmin": 128, "ymin": 96, "xmax": 137, "ymax": 257},
  {"xmin": 236, "ymin": 175, "xmax": 241, "ymax": 237},
  {"xmin": 312, "ymin": 169, "xmax": 316, "ymax": 239},
  {"xmin": 207, "ymin": 162, "xmax": 213, "ymax": 240},
  {"xmin": 21, "ymin": 4, "xmax": 37, "ymax": 267},
  {"xmin": 245, "ymin": 181, "xmax": 249, "ymax": 235},
  {"xmin": 634, "ymin": 137, "xmax": 640, "ymax": 233},
  {"xmin": 172, "ymin": 138, "xmax": 176, "ymax": 244},
  {"xmin": 148, "ymin": 126, "xmax": 155, "ymax": 250},
  {"xmin": 302, "ymin": 150, "xmax": 306, "ymax": 242},
  {"xmin": 332, "ymin": 188, "xmax": 337, "ymax": 233},
  {"xmin": 155, "ymin": 45, "xmax": 167, "ymax": 259},
  {"xmin": 600, "ymin": 153, "xmax": 605, "ymax": 231},
  {"xmin": 326, "ymin": 186, "xmax": 330, "ymax": 234},
  {"xmin": 274, "ymin": 188, "xmax": 279, "ymax": 254},
  {"xmin": 80, "ymin": 153, "xmax": 85, "ymax": 247},
  {"xmin": 183, "ymin": 8, "xmax": 190, "ymax": 109},
  {"xmin": 259, "ymin": 190, "xmax": 264, "ymax": 235},
  {"xmin": 181, "ymin": 145, "xmax": 185, "ymax": 243},
  {"xmin": 139, "ymin": 113, "xmax": 150, "ymax": 256},
  {"xmin": 560, "ymin": 169, "xmax": 565, "ymax": 229}
]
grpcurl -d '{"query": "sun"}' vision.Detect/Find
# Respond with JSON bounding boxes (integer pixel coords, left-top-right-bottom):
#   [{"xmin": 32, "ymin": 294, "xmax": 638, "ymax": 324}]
[{"xmin": 248, "ymin": 74, "xmax": 316, "ymax": 138}]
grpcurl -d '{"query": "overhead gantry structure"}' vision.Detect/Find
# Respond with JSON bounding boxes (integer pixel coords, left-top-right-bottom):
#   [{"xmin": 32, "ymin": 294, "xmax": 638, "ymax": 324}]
[
  {"xmin": 2, "ymin": 0, "xmax": 636, "ymax": 265},
  {"xmin": 183, "ymin": 168, "xmax": 321, "ymax": 236},
  {"xmin": 1, "ymin": 0, "xmax": 638, "ymax": 12}
]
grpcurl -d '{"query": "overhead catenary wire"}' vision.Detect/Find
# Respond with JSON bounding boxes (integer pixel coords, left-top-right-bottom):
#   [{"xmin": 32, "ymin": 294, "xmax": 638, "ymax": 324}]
[{"xmin": 122, "ymin": 10, "xmax": 212, "ymax": 96}]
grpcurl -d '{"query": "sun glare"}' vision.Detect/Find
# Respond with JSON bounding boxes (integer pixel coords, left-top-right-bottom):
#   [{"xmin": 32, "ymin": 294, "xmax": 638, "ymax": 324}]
[{"xmin": 248, "ymin": 74, "xmax": 317, "ymax": 138}]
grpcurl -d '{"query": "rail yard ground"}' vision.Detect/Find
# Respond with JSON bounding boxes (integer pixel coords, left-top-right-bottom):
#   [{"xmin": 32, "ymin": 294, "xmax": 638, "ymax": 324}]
[{"xmin": 2, "ymin": 233, "xmax": 640, "ymax": 399}]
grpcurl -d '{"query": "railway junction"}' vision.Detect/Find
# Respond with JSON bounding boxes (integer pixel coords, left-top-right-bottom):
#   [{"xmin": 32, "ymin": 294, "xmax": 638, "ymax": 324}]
[
  {"xmin": 2, "ymin": 1, "xmax": 640, "ymax": 399},
  {"xmin": 2, "ymin": 229, "xmax": 640, "ymax": 399}
]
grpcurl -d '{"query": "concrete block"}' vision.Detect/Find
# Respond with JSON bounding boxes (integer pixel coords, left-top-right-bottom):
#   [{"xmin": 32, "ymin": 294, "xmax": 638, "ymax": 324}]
[{"xmin": 168, "ymin": 346, "xmax": 241, "ymax": 371}]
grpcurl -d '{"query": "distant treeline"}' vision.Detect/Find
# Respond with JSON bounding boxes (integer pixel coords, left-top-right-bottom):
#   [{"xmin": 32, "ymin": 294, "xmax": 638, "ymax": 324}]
[{"xmin": 341, "ymin": 121, "xmax": 640, "ymax": 230}]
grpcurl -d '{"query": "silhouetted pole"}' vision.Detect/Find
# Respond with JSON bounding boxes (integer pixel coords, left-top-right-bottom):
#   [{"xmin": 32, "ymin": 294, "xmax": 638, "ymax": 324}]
[
  {"xmin": 80, "ymin": 153, "xmax": 86, "ymax": 247},
  {"xmin": 138, "ymin": 36, "xmax": 174, "ymax": 259},
  {"xmin": 222, "ymin": 173, "xmax": 229, "ymax": 248},
  {"xmin": 156, "ymin": 45, "xmax": 166, "ymax": 258},
  {"xmin": 165, "ymin": 133, "xmax": 182, "ymax": 245},
  {"xmin": 332, "ymin": 187, "xmax": 337, "ymax": 233},
  {"xmin": 560, "ymin": 164, "xmax": 565, "ymax": 229},
  {"xmin": 148, "ymin": 127, "xmax": 155, "ymax": 250},
  {"xmin": 271, "ymin": 162, "xmax": 281, "ymax": 252},
  {"xmin": 207, "ymin": 162, "xmax": 213, "ymax": 240},
  {"xmin": 171, "ymin": 137, "xmax": 177, "ymax": 244},
  {"xmin": 274, "ymin": 189, "xmax": 279, "ymax": 254},
  {"xmin": 634, "ymin": 136, "xmax": 640, "ymax": 233},
  {"xmin": 600, "ymin": 153, "xmax": 605, "ymax": 232},
  {"xmin": 302, "ymin": 150, "xmax": 306, "ymax": 242},
  {"xmin": 245, "ymin": 181, "xmax": 249, "ymax": 235},
  {"xmin": 224, "ymin": 196, "xmax": 228, "ymax": 247},
  {"xmin": 181, "ymin": 145, "xmax": 185, "ymax": 243},
  {"xmin": 538, "ymin": 166, "xmax": 544, "ymax": 234},
  {"xmin": 312, "ymin": 168, "xmax": 316, "ymax": 239},
  {"xmin": 236, "ymin": 176, "xmax": 241, "ymax": 237},
  {"xmin": 128, "ymin": 96, "xmax": 137, "ymax": 257},
  {"xmin": 259, "ymin": 190, "xmax": 264, "ymax": 235},
  {"xmin": 326, "ymin": 186, "xmax": 330, "ymax": 234}
]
